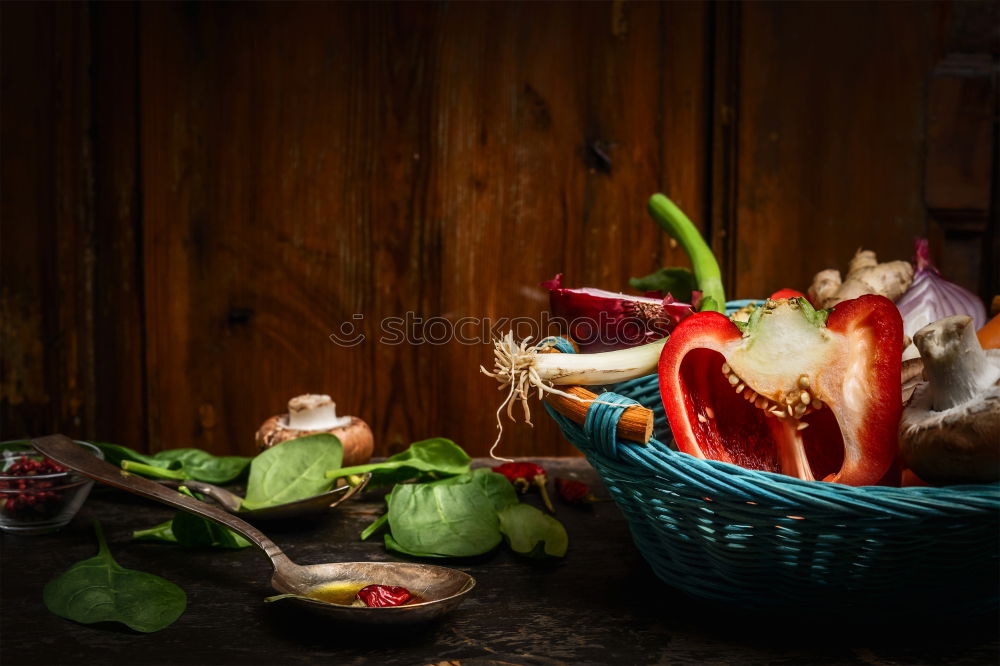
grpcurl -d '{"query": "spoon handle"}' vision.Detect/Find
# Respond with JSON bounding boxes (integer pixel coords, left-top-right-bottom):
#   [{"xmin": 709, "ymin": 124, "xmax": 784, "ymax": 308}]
[
  {"xmin": 31, "ymin": 434, "xmax": 294, "ymax": 571},
  {"xmin": 167, "ymin": 479, "xmax": 245, "ymax": 512}
]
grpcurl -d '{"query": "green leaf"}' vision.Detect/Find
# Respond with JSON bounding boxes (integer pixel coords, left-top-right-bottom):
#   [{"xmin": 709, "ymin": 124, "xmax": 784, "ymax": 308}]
[
  {"xmin": 469, "ymin": 467, "xmax": 519, "ymax": 512},
  {"xmin": 628, "ymin": 266, "xmax": 695, "ymax": 302},
  {"xmin": 242, "ymin": 434, "xmax": 343, "ymax": 510},
  {"xmin": 0, "ymin": 439, "xmax": 31, "ymax": 452},
  {"xmin": 131, "ymin": 489, "xmax": 250, "ymax": 549},
  {"xmin": 498, "ymin": 503, "xmax": 568, "ymax": 558},
  {"xmin": 110, "ymin": 445, "xmax": 251, "ymax": 483},
  {"xmin": 172, "ymin": 510, "xmax": 250, "ymax": 549},
  {"xmin": 132, "ymin": 520, "xmax": 177, "ymax": 543},
  {"xmin": 360, "ymin": 512, "xmax": 389, "ymax": 541},
  {"xmin": 43, "ymin": 521, "xmax": 187, "ymax": 633},
  {"xmin": 329, "ymin": 437, "xmax": 470, "ymax": 486},
  {"xmin": 384, "ymin": 470, "xmax": 515, "ymax": 558},
  {"xmin": 171, "ymin": 488, "xmax": 251, "ymax": 548},
  {"xmin": 122, "ymin": 460, "xmax": 188, "ymax": 480},
  {"xmin": 91, "ymin": 442, "xmax": 162, "ymax": 468},
  {"xmin": 384, "ymin": 533, "xmax": 449, "ymax": 558},
  {"xmin": 151, "ymin": 449, "xmax": 251, "ymax": 484}
]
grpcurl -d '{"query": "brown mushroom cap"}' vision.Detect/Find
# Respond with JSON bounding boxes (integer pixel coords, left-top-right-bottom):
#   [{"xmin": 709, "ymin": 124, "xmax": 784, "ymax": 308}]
[
  {"xmin": 898, "ymin": 317, "xmax": 1000, "ymax": 484},
  {"xmin": 256, "ymin": 415, "xmax": 374, "ymax": 467},
  {"xmin": 901, "ymin": 357, "xmax": 924, "ymax": 405},
  {"xmin": 899, "ymin": 381, "xmax": 1000, "ymax": 484}
]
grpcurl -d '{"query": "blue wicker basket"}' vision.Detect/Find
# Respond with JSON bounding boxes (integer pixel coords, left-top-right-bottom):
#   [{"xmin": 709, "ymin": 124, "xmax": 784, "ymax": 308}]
[{"xmin": 543, "ymin": 301, "xmax": 1000, "ymax": 616}]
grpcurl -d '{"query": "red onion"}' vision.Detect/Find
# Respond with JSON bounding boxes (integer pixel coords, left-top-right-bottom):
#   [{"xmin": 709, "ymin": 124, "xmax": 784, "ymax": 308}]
[
  {"xmin": 541, "ymin": 274, "xmax": 694, "ymax": 352},
  {"xmin": 896, "ymin": 239, "xmax": 987, "ymax": 360}
]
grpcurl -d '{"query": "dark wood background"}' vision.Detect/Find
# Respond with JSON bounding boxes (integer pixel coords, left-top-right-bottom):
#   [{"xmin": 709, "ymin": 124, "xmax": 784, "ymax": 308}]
[{"xmin": 2, "ymin": 1, "xmax": 997, "ymax": 458}]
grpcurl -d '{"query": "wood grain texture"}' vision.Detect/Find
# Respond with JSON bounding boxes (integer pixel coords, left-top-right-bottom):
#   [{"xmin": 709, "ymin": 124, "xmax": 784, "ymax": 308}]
[
  {"xmin": 924, "ymin": 54, "xmax": 995, "ymax": 299},
  {"xmin": 90, "ymin": 3, "xmax": 147, "ymax": 449},
  {"xmin": 730, "ymin": 2, "xmax": 936, "ymax": 299},
  {"xmin": 2, "ymin": 1, "xmax": 995, "ymax": 458},
  {"xmin": 140, "ymin": 3, "xmax": 376, "ymax": 455},
  {"xmin": 427, "ymin": 2, "xmax": 709, "ymax": 457},
  {"xmin": 1, "ymin": 3, "xmax": 95, "ymax": 438},
  {"xmin": 137, "ymin": 1, "xmax": 708, "ymax": 458}
]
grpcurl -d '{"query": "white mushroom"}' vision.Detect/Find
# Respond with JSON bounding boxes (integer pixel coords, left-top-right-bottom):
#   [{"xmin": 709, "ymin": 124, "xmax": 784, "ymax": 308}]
[
  {"xmin": 898, "ymin": 316, "xmax": 1000, "ymax": 484},
  {"xmin": 256, "ymin": 394, "xmax": 374, "ymax": 467}
]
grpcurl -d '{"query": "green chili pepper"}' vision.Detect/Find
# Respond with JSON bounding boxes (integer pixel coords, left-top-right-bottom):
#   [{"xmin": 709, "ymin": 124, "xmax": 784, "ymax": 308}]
[{"xmin": 646, "ymin": 194, "xmax": 726, "ymax": 313}]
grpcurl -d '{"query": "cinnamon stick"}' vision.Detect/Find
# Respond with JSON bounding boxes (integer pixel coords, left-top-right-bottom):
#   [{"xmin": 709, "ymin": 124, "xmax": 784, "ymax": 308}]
[
  {"xmin": 535, "ymin": 342, "xmax": 653, "ymax": 444},
  {"xmin": 544, "ymin": 385, "xmax": 653, "ymax": 444}
]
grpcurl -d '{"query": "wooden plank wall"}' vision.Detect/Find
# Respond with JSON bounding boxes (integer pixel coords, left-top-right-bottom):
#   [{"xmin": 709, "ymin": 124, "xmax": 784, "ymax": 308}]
[
  {"xmin": 2, "ymin": 1, "xmax": 995, "ymax": 458},
  {"xmin": 730, "ymin": 2, "xmax": 936, "ymax": 297}
]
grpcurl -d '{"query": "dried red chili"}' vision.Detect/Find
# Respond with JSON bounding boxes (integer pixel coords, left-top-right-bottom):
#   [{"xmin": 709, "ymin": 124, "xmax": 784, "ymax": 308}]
[
  {"xmin": 555, "ymin": 478, "xmax": 600, "ymax": 505},
  {"xmin": 492, "ymin": 462, "xmax": 554, "ymax": 513},
  {"xmin": 0, "ymin": 456, "xmax": 68, "ymax": 516},
  {"xmin": 356, "ymin": 584, "xmax": 413, "ymax": 607}
]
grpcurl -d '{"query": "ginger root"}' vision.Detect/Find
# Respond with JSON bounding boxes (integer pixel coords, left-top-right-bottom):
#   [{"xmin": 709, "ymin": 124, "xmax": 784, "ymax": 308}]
[{"xmin": 808, "ymin": 249, "xmax": 913, "ymax": 309}]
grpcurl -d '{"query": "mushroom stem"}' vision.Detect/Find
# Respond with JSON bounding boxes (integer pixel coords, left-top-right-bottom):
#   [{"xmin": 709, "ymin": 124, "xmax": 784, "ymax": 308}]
[
  {"xmin": 287, "ymin": 394, "xmax": 351, "ymax": 431},
  {"xmin": 913, "ymin": 315, "xmax": 1000, "ymax": 412}
]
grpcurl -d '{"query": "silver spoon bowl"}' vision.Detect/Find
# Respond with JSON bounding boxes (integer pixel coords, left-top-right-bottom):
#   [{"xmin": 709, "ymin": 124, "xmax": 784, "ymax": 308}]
[
  {"xmin": 161, "ymin": 475, "xmax": 370, "ymax": 521},
  {"xmin": 32, "ymin": 435, "xmax": 475, "ymax": 624}
]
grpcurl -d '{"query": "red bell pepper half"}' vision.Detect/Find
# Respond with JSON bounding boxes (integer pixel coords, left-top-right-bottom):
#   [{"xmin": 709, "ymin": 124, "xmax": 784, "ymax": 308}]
[{"xmin": 658, "ymin": 295, "xmax": 902, "ymax": 485}]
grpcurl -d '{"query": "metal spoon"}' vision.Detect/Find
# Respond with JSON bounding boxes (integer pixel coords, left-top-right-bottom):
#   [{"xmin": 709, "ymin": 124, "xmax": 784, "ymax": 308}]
[
  {"xmin": 160, "ymin": 474, "xmax": 371, "ymax": 521},
  {"xmin": 32, "ymin": 434, "xmax": 475, "ymax": 624}
]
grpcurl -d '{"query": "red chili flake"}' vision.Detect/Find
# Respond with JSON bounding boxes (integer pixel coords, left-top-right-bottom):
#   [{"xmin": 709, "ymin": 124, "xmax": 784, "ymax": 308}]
[
  {"xmin": 0, "ymin": 455, "xmax": 68, "ymax": 517},
  {"xmin": 5, "ymin": 456, "xmax": 66, "ymax": 476},
  {"xmin": 356, "ymin": 584, "xmax": 413, "ymax": 608},
  {"xmin": 492, "ymin": 462, "xmax": 554, "ymax": 513},
  {"xmin": 555, "ymin": 477, "xmax": 601, "ymax": 504}
]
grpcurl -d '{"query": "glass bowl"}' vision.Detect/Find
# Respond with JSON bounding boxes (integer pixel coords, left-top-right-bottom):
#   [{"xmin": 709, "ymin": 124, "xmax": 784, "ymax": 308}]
[{"xmin": 0, "ymin": 440, "xmax": 103, "ymax": 534}]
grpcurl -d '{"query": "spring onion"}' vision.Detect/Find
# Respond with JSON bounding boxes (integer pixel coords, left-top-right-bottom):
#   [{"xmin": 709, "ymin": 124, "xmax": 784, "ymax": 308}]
[
  {"xmin": 481, "ymin": 332, "xmax": 667, "ymax": 457},
  {"xmin": 647, "ymin": 194, "xmax": 725, "ymax": 313}
]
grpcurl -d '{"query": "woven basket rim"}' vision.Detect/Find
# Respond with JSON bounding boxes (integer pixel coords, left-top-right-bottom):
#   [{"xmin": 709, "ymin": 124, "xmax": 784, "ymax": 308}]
[
  {"xmin": 547, "ymin": 298, "xmax": 1000, "ymax": 513},
  {"xmin": 638, "ymin": 435, "xmax": 998, "ymax": 507},
  {"xmin": 549, "ymin": 405, "xmax": 1000, "ymax": 522}
]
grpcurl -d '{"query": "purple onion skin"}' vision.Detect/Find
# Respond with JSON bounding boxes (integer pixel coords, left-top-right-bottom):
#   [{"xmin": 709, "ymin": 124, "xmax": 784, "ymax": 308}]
[
  {"xmin": 541, "ymin": 274, "xmax": 694, "ymax": 352},
  {"xmin": 896, "ymin": 240, "xmax": 987, "ymax": 358}
]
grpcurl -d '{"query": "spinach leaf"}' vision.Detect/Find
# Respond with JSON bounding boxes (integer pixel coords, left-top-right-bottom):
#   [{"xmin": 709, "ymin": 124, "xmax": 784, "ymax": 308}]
[
  {"xmin": 172, "ymin": 504, "xmax": 251, "ymax": 549},
  {"xmin": 43, "ymin": 521, "xmax": 187, "ymax": 633},
  {"xmin": 628, "ymin": 266, "xmax": 696, "ymax": 303},
  {"xmin": 121, "ymin": 448, "xmax": 251, "ymax": 484},
  {"xmin": 384, "ymin": 470, "xmax": 517, "ymax": 557},
  {"xmin": 384, "ymin": 533, "xmax": 449, "ymax": 558},
  {"xmin": 150, "ymin": 449, "xmax": 251, "ymax": 484},
  {"xmin": 330, "ymin": 437, "xmax": 470, "ymax": 487},
  {"xmin": 132, "ymin": 520, "xmax": 177, "ymax": 543},
  {"xmin": 241, "ymin": 434, "xmax": 343, "ymax": 510},
  {"xmin": 360, "ymin": 512, "xmax": 389, "ymax": 541},
  {"xmin": 472, "ymin": 467, "xmax": 521, "ymax": 512},
  {"xmin": 91, "ymin": 442, "xmax": 162, "ymax": 468},
  {"xmin": 132, "ymin": 488, "xmax": 250, "ymax": 549},
  {"xmin": 498, "ymin": 502, "xmax": 569, "ymax": 558}
]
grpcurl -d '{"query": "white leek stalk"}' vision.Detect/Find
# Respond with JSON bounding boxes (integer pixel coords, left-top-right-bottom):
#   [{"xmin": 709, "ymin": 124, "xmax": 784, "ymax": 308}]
[{"xmin": 481, "ymin": 332, "xmax": 667, "ymax": 458}]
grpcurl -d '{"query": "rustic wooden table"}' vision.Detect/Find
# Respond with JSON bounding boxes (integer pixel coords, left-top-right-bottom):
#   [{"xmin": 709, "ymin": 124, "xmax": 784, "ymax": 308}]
[{"xmin": 1, "ymin": 458, "xmax": 997, "ymax": 666}]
